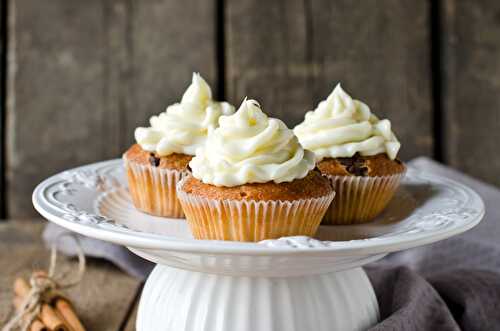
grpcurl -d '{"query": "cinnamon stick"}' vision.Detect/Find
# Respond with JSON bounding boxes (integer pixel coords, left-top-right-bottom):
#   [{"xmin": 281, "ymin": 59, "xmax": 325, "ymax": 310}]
[
  {"xmin": 13, "ymin": 277, "xmax": 69, "ymax": 331},
  {"xmin": 33, "ymin": 271, "xmax": 86, "ymax": 331},
  {"xmin": 13, "ymin": 277, "xmax": 31, "ymax": 298},
  {"xmin": 30, "ymin": 320, "xmax": 49, "ymax": 331},
  {"xmin": 40, "ymin": 305, "xmax": 69, "ymax": 331},
  {"xmin": 13, "ymin": 296, "xmax": 48, "ymax": 331},
  {"xmin": 55, "ymin": 299, "xmax": 86, "ymax": 331}
]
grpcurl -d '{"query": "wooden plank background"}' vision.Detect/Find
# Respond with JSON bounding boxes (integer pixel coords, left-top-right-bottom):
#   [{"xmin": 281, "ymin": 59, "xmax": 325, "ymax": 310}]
[
  {"xmin": 225, "ymin": 0, "xmax": 433, "ymax": 160},
  {"xmin": 0, "ymin": 0, "xmax": 499, "ymax": 218},
  {"xmin": 0, "ymin": 0, "xmax": 5, "ymax": 219},
  {"xmin": 441, "ymin": 0, "xmax": 500, "ymax": 187}
]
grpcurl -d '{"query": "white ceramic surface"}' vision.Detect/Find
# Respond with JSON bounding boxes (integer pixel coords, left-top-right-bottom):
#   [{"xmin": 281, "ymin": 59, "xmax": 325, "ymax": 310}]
[
  {"xmin": 33, "ymin": 159, "xmax": 485, "ymax": 272},
  {"xmin": 32, "ymin": 159, "xmax": 485, "ymax": 331},
  {"xmin": 137, "ymin": 265, "xmax": 378, "ymax": 331}
]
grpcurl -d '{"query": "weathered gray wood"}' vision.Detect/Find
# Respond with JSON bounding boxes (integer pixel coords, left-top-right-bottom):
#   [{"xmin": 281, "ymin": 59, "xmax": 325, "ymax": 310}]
[
  {"xmin": 442, "ymin": 0, "xmax": 500, "ymax": 186},
  {"xmin": 0, "ymin": 219, "xmax": 141, "ymax": 330},
  {"xmin": 225, "ymin": 0, "xmax": 312, "ymax": 126},
  {"xmin": 6, "ymin": 1, "xmax": 109, "ymax": 218},
  {"xmin": 225, "ymin": 0, "xmax": 433, "ymax": 161},
  {"xmin": 6, "ymin": 0, "xmax": 217, "ymax": 218},
  {"xmin": 0, "ymin": 0, "xmax": 5, "ymax": 219},
  {"xmin": 126, "ymin": 0, "xmax": 218, "ymax": 145}
]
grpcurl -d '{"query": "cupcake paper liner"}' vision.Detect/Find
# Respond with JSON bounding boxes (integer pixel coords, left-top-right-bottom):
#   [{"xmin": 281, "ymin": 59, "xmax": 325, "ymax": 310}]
[
  {"xmin": 176, "ymin": 176, "xmax": 335, "ymax": 242},
  {"xmin": 322, "ymin": 171, "xmax": 405, "ymax": 225},
  {"xmin": 124, "ymin": 157, "xmax": 188, "ymax": 218}
]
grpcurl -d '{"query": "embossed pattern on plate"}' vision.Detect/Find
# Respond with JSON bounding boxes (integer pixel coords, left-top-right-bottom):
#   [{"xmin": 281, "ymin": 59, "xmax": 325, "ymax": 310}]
[{"xmin": 33, "ymin": 159, "xmax": 484, "ymax": 256}]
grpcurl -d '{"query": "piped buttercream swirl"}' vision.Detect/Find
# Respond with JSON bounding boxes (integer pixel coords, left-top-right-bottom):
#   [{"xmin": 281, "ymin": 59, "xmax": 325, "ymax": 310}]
[
  {"xmin": 190, "ymin": 99, "xmax": 316, "ymax": 187},
  {"xmin": 134, "ymin": 73, "xmax": 234, "ymax": 156},
  {"xmin": 294, "ymin": 84, "xmax": 401, "ymax": 160}
]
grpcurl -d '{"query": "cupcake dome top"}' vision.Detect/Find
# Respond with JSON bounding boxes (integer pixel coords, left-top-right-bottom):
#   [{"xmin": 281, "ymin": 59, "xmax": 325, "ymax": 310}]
[
  {"xmin": 294, "ymin": 84, "xmax": 400, "ymax": 161},
  {"xmin": 134, "ymin": 73, "xmax": 234, "ymax": 157},
  {"xmin": 190, "ymin": 98, "xmax": 316, "ymax": 187}
]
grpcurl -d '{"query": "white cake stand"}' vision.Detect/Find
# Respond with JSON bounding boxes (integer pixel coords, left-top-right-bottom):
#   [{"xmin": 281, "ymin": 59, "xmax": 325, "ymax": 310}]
[{"xmin": 33, "ymin": 160, "xmax": 484, "ymax": 331}]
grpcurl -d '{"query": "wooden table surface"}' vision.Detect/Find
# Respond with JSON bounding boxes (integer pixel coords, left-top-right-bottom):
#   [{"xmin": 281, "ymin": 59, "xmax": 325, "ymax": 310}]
[{"xmin": 0, "ymin": 219, "xmax": 142, "ymax": 331}]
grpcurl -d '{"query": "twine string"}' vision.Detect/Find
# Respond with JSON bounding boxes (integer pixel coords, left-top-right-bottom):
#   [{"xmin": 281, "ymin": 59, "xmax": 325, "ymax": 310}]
[{"xmin": 1, "ymin": 233, "xmax": 86, "ymax": 331}]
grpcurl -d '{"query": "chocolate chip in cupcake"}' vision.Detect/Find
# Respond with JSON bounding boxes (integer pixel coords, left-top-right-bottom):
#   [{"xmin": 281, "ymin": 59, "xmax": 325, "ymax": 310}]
[
  {"xmin": 294, "ymin": 84, "xmax": 406, "ymax": 225},
  {"xmin": 123, "ymin": 73, "xmax": 235, "ymax": 218},
  {"xmin": 177, "ymin": 98, "xmax": 334, "ymax": 241}
]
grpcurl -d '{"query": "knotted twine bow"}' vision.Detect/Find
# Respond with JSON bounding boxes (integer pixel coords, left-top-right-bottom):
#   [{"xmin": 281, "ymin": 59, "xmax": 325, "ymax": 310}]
[{"xmin": 2, "ymin": 234, "xmax": 86, "ymax": 331}]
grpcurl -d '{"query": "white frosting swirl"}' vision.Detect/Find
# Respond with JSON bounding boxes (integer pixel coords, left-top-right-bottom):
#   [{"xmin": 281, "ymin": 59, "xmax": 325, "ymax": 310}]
[
  {"xmin": 134, "ymin": 73, "xmax": 234, "ymax": 156},
  {"xmin": 190, "ymin": 99, "xmax": 316, "ymax": 187},
  {"xmin": 294, "ymin": 84, "xmax": 401, "ymax": 160}
]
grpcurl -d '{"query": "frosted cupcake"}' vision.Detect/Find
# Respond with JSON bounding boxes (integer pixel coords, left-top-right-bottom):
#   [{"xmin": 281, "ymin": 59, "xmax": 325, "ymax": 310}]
[
  {"xmin": 177, "ymin": 99, "xmax": 334, "ymax": 241},
  {"xmin": 294, "ymin": 84, "xmax": 405, "ymax": 225},
  {"xmin": 124, "ymin": 73, "xmax": 234, "ymax": 218}
]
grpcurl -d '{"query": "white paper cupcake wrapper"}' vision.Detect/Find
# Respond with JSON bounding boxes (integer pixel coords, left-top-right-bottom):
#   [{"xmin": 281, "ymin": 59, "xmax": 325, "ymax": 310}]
[
  {"xmin": 124, "ymin": 158, "xmax": 188, "ymax": 218},
  {"xmin": 323, "ymin": 171, "xmax": 405, "ymax": 225},
  {"xmin": 176, "ymin": 176, "xmax": 334, "ymax": 242}
]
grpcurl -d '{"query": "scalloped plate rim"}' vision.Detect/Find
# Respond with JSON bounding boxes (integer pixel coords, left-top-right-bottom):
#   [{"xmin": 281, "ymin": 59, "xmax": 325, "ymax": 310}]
[{"xmin": 32, "ymin": 159, "xmax": 485, "ymax": 256}]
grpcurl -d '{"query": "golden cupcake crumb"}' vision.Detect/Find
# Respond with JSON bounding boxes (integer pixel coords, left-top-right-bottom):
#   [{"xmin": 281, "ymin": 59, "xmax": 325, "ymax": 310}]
[
  {"xmin": 317, "ymin": 153, "xmax": 405, "ymax": 177},
  {"xmin": 182, "ymin": 171, "xmax": 332, "ymax": 202},
  {"xmin": 124, "ymin": 144, "xmax": 192, "ymax": 171}
]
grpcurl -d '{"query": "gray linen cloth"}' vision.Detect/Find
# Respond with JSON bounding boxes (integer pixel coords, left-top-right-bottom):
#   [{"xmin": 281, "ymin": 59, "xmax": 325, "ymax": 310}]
[{"xmin": 43, "ymin": 157, "xmax": 500, "ymax": 330}]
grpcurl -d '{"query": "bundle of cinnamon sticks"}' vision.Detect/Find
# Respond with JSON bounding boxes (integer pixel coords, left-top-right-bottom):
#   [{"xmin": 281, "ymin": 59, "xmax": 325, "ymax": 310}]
[{"xmin": 12, "ymin": 274, "xmax": 86, "ymax": 331}]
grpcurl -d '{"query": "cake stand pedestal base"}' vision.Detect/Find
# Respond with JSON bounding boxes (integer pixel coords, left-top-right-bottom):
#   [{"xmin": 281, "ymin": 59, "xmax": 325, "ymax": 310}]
[{"xmin": 137, "ymin": 265, "xmax": 379, "ymax": 331}]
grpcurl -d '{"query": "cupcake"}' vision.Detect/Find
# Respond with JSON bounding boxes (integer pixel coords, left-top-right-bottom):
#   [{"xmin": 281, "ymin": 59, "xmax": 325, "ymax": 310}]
[
  {"xmin": 177, "ymin": 99, "xmax": 334, "ymax": 241},
  {"xmin": 294, "ymin": 84, "xmax": 405, "ymax": 225},
  {"xmin": 124, "ymin": 73, "xmax": 234, "ymax": 218}
]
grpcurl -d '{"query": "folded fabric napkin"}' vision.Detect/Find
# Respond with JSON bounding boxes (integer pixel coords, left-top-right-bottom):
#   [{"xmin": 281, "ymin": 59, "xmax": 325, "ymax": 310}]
[
  {"xmin": 365, "ymin": 157, "xmax": 500, "ymax": 330},
  {"xmin": 42, "ymin": 157, "xmax": 500, "ymax": 330}
]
